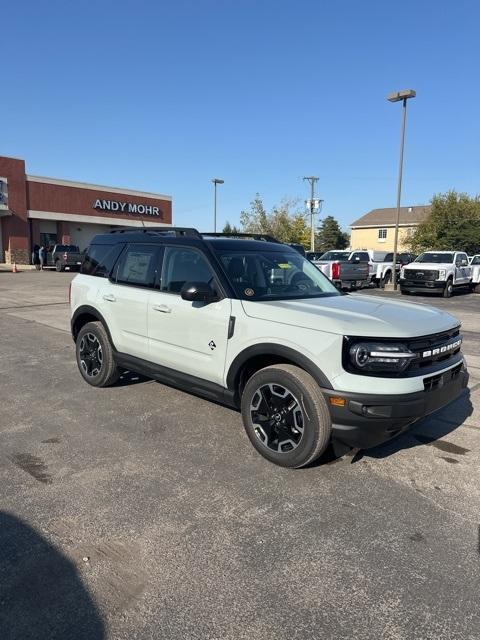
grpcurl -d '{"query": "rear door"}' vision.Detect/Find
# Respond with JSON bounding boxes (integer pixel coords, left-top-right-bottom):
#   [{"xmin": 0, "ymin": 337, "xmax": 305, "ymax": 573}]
[
  {"xmin": 148, "ymin": 245, "xmax": 231, "ymax": 385},
  {"xmin": 96, "ymin": 243, "xmax": 161, "ymax": 360}
]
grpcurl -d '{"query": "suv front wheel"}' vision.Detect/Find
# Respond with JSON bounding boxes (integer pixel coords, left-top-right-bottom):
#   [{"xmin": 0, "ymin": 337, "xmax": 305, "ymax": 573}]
[
  {"xmin": 241, "ymin": 364, "xmax": 331, "ymax": 468},
  {"xmin": 76, "ymin": 321, "xmax": 120, "ymax": 387}
]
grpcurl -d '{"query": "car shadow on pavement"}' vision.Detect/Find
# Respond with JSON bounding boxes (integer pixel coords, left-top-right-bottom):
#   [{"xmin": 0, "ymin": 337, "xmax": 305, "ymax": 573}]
[
  {"xmin": 114, "ymin": 369, "xmax": 152, "ymax": 387},
  {"xmin": 0, "ymin": 511, "xmax": 105, "ymax": 640},
  {"xmin": 360, "ymin": 389, "xmax": 474, "ymax": 461}
]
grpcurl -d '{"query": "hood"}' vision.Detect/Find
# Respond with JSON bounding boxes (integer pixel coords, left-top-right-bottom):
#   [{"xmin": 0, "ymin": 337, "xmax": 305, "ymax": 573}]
[
  {"xmin": 241, "ymin": 294, "xmax": 460, "ymax": 338},
  {"xmin": 404, "ymin": 263, "xmax": 451, "ymax": 270}
]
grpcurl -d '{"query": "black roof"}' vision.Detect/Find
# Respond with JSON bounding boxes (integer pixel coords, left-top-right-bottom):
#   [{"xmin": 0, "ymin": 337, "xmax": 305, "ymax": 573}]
[{"xmin": 89, "ymin": 227, "xmax": 295, "ymax": 253}]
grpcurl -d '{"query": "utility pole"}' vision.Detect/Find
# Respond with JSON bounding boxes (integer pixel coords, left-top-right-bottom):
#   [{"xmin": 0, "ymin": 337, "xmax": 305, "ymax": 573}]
[{"xmin": 303, "ymin": 176, "xmax": 319, "ymax": 251}]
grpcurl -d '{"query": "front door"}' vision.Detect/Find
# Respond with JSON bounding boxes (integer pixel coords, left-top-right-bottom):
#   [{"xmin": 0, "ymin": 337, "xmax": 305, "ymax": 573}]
[{"xmin": 148, "ymin": 245, "xmax": 231, "ymax": 385}]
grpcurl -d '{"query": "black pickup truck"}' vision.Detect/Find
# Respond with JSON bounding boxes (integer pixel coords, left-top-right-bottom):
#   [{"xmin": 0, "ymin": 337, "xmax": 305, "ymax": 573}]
[{"xmin": 46, "ymin": 244, "xmax": 84, "ymax": 272}]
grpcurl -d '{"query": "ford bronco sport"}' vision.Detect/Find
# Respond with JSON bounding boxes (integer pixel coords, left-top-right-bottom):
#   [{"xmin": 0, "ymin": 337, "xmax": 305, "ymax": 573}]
[{"xmin": 70, "ymin": 228, "xmax": 468, "ymax": 468}]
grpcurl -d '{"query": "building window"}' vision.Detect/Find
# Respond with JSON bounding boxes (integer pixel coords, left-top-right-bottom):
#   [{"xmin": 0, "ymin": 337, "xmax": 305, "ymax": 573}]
[{"xmin": 378, "ymin": 228, "xmax": 387, "ymax": 241}]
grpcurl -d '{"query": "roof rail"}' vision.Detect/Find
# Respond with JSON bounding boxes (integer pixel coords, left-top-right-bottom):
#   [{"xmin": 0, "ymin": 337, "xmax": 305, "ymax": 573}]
[
  {"xmin": 109, "ymin": 227, "xmax": 202, "ymax": 238},
  {"xmin": 202, "ymin": 232, "xmax": 281, "ymax": 243}
]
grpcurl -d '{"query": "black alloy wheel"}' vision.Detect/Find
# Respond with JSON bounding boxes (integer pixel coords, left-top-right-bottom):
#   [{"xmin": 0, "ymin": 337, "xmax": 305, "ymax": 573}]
[
  {"xmin": 79, "ymin": 332, "xmax": 103, "ymax": 378},
  {"xmin": 76, "ymin": 321, "xmax": 120, "ymax": 387},
  {"xmin": 250, "ymin": 383, "xmax": 304, "ymax": 453},
  {"xmin": 241, "ymin": 364, "xmax": 332, "ymax": 468}
]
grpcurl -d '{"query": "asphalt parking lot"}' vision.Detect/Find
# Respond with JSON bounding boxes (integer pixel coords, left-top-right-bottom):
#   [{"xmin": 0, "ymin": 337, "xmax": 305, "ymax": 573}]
[{"xmin": 1, "ymin": 271, "xmax": 479, "ymax": 640}]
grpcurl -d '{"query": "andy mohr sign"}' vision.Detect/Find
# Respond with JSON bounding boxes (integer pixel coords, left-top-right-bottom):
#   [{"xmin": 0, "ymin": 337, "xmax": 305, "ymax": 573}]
[{"xmin": 93, "ymin": 199, "xmax": 161, "ymax": 216}]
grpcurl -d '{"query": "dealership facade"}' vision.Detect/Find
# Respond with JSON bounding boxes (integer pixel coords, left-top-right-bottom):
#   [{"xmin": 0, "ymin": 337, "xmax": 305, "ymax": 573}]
[{"xmin": 0, "ymin": 156, "xmax": 173, "ymax": 263}]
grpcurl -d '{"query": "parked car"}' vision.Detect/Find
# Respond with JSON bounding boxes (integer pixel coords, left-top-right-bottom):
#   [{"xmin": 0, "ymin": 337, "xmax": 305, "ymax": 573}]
[
  {"xmin": 46, "ymin": 244, "xmax": 84, "ymax": 272},
  {"xmin": 371, "ymin": 252, "xmax": 416, "ymax": 288},
  {"xmin": 399, "ymin": 251, "xmax": 472, "ymax": 297},
  {"xmin": 313, "ymin": 250, "xmax": 370, "ymax": 289},
  {"xmin": 70, "ymin": 228, "xmax": 468, "ymax": 469},
  {"xmin": 469, "ymin": 255, "xmax": 480, "ymax": 293}
]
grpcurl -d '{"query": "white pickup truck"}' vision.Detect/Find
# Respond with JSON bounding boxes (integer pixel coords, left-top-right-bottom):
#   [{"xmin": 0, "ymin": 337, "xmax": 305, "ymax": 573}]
[
  {"xmin": 371, "ymin": 252, "xmax": 416, "ymax": 288},
  {"xmin": 469, "ymin": 255, "xmax": 480, "ymax": 292},
  {"xmin": 400, "ymin": 250, "xmax": 472, "ymax": 298}
]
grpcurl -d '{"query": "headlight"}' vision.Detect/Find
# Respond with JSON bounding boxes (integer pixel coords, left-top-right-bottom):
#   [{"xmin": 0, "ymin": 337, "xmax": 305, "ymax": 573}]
[
  {"xmin": 437, "ymin": 269, "xmax": 446, "ymax": 280},
  {"xmin": 400, "ymin": 267, "xmax": 405, "ymax": 279},
  {"xmin": 348, "ymin": 342, "xmax": 416, "ymax": 373}
]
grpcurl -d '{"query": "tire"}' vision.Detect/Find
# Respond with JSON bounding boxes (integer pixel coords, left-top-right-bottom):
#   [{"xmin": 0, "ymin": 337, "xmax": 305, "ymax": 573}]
[
  {"xmin": 55, "ymin": 261, "xmax": 63, "ymax": 272},
  {"xmin": 241, "ymin": 364, "xmax": 332, "ymax": 468},
  {"xmin": 380, "ymin": 271, "xmax": 391, "ymax": 289},
  {"xmin": 443, "ymin": 278, "xmax": 453, "ymax": 298},
  {"xmin": 75, "ymin": 321, "xmax": 119, "ymax": 387},
  {"xmin": 474, "ymin": 283, "xmax": 480, "ymax": 294},
  {"xmin": 400, "ymin": 288, "xmax": 410, "ymax": 295}
]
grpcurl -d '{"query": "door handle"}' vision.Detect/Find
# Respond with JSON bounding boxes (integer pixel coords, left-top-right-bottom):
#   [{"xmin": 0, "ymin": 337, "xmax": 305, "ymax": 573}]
[
  {"xmin": 152, "ymin": 304, "xmax": 172, "ymax": 313},
  {"xmin": 102, "ymin": 294, "xmax": 116, "ymax": 302}
]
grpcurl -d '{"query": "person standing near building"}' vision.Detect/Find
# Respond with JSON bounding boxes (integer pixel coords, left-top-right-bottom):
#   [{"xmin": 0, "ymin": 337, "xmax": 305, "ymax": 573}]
[{"xmin": 39, "ymin": 245, "xmax": 45, "ymax": 270}]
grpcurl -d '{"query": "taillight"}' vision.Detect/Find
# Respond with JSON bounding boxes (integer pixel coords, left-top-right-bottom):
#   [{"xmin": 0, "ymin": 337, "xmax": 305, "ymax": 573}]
[
  {"xmin": 332, "ymin": 262, "xmax": 340, "ymax": 280},
  {"xmin": 63, "ymin": 252, "xmax": 68, "ymax": 260}
]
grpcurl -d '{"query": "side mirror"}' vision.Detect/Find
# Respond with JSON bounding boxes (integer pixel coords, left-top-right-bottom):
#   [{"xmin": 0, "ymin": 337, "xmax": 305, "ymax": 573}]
[{"xmin": 180, "ymin": 281, "xmax": 214, "ymax": 303}]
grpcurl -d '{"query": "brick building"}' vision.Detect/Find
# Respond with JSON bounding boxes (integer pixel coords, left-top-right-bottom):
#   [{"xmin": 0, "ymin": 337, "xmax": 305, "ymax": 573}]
[{"xmin": 0, "ymin": 156, "xmax": 172, "ymax": 263}]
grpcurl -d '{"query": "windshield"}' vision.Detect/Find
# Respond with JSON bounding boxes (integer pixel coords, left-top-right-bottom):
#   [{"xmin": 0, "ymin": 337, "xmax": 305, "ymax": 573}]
[
  {"xmin": 471, "ymin": 256, "xmax": 480, "ymax": 265},
  {"xmin": 318, "ymin": 251, "xmax": 350, "ymax": 261},
  {"xmin": 415, "ymin": 252, "xmax": 454, "ymax": 264},
  {"xmin": 216, "ymin": 249, "xmax": 341, "ymax": 300}
]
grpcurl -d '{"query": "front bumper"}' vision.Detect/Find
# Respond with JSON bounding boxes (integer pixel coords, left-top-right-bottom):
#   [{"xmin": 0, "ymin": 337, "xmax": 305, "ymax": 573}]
[
  {"xmin": 400, "ymin": 279, "xmax": 445, "ymax": 292},
  {"xmin": 323, "ymin": 363, "xmax": 468, "ymax": 449}
]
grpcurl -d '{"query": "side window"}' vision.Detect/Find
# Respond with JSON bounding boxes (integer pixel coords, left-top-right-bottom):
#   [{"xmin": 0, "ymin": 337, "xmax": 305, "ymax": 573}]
[
  {"xmin": 81, "ymin": 243, "xmax": 124, "ymax": 277},
  {"xmin": 115, "ymin": 244, "xmax": 159, "ymax": 288},
  {"xmin": 161, "ymin": 247, "xmax": 216, "ymax": 294},
  {"xmin": 459, "ymin": 253, "xmax": 469, "ymax": 266}
]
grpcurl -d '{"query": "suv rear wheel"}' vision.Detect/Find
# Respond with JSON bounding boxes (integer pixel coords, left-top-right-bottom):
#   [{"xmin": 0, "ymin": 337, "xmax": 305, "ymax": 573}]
[
  {"xmin": 241, "ymin": 364, "xmax": 331, "ymax": 468},
  {"xmin": 55, "ymin": 261, "xmax": 63, "ymax": 272},
  {"xmin": 76, "ymin": 321, "xmax": 119, "ymax": 387}
]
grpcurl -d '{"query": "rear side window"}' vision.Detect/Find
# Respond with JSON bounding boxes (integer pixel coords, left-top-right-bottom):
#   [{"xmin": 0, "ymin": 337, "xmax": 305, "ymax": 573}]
[
  {"xmin": 81, "ymin": 244, "xmax": 124, "ymax": 277},
  {"xmin": 115, "ymin": 244, "xmax": 160, "ymax": 288}
]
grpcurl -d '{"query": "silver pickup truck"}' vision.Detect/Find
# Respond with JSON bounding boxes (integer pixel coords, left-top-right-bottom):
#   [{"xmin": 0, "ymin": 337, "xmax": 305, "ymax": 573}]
[{"xmin": 313, "ymin": 250, "xmax": 370, "ymax": 290}]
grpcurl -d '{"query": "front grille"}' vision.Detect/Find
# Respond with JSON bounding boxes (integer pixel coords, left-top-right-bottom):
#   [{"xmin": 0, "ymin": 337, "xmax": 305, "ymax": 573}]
[
  {"xmin": 407, "ymin": 327, "xmax": 462, "ymax": 373},
  {"xmin": 403, "ymin": 268, "xmax": 439, "ymax": 281}
]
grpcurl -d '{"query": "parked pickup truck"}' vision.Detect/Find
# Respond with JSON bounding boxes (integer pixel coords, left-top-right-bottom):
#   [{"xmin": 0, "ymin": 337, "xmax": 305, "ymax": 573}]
[
  {"xmin": 371, "ymin": 252, "xmax": 416, "ymax": 288},
  {"xmin": 399, "ymin": 250, "xmax": 472, "ymax": 298},
  {"xmin": 47, "ymin": 244, "xmax": 84, "ymax": 272},
  {"xmin": 313, "ymin": 250, "xmax": 370, "ymax": 290},
  {"xmin": 470, "ymin": 255, "xmax": 480, "ymax": 293}
]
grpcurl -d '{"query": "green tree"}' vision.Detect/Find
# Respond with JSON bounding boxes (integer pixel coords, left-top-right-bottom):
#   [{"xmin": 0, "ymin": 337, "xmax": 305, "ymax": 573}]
[
  {"xmin": 409, "ymin": 191, "xmax": 480, "ymax": 255},
  {"xmin": 222, "ymin": 221, "xmax": 240, "ymax": 234},
  {"xmin": 239, "ymin": 194, "xmax": 310, "ymax": 247},
  {"xmin": 316, "ymin": 215, "xmax": 349, "ymax": 252}
]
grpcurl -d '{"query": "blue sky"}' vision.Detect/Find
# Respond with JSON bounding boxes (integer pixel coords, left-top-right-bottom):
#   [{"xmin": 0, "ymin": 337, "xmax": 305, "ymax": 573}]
[{"xmin": 3, "ymin": 0, "xmax": 479, "ymax": 231}]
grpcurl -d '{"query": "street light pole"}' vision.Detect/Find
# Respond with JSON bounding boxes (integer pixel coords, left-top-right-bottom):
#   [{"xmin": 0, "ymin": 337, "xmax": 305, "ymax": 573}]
[
  {"xmin": 303, "ymin": 176, "xmax": 319, "ymax": 251},
  {"xmin": 211, "ymin": 178, "xmax": 224, "ymax": 232},
  {"xmin": 386, "ymin": 89, "xmax": 416, "ymax": 291}
]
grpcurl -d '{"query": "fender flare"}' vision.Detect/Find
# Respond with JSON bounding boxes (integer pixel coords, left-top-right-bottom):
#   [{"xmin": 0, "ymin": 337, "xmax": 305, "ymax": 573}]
[
  {"xmin": 70, "ymin": 305, "xmax": 116, "ymax": 349},
  {"xmin": 226, "ymin": 343, "xmax": 333, "ymax": 391}
]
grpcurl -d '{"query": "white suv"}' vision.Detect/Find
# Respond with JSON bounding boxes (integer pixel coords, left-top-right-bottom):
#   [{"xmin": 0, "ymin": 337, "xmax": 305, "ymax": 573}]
[{"xmin": 70, "ymin": 228, "xmax": 469, "ymax": 468}]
